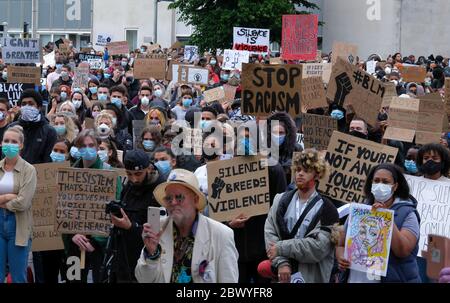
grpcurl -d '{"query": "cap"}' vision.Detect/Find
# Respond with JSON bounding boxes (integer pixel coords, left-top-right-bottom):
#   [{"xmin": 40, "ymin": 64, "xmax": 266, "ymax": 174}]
[{"xmin": 124, "ymin": 149, "xmax": 150, "ymax": 171}]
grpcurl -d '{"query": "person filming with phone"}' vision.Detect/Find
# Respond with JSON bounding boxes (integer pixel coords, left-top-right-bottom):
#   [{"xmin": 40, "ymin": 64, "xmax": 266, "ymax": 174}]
[{"xmin": 105, "ymin": 149, "xmax": 164, "ymax": 283}]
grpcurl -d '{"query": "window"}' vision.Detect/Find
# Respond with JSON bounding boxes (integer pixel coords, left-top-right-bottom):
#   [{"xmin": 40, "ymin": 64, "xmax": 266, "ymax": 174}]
[{"xmin": 126, "ymin": 29, "xmax": 138, "ymax": 51}]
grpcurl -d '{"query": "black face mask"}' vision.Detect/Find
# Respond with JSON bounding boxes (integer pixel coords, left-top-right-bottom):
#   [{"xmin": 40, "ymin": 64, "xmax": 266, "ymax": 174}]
[
  {"xmin": 349, "ymin": 130, "xmax": 368, "ymax": 140},
  {"xmin": 202, "ymin": 151, "xmax": 219, "ymax": 161},
  {"xmin": 419, "ymin": 160, "xmax": 442, "ymax": 176}
]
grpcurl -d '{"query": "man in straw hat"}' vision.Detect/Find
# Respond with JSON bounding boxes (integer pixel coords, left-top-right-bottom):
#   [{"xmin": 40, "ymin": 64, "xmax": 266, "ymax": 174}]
[{"xmin": 135, "ymin": 169, "xmax": 239, "ymax": 283}]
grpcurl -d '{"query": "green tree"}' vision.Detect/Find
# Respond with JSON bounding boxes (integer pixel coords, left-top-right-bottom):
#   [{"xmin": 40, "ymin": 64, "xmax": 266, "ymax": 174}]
[{"xmin": 169, "ymin": 0, "xmax": 319, "ymax": 51}]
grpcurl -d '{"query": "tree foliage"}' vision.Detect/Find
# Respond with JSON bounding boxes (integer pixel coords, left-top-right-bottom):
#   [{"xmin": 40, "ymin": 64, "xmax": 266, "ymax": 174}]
[{"xmin": 169, "ymin": 0, "xmax": 319, "ymax": 51}]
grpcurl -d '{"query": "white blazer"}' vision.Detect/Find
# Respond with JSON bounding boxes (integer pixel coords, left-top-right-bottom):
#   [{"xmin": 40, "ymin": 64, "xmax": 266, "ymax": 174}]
[{"xmin": 135, "ymin": 213, "xmax": 239, "ymax": 283}]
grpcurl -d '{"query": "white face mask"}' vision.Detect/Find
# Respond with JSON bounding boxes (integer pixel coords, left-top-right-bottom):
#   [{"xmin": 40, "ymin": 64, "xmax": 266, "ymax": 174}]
[
  {"xmin": 371, "ymin": 183, "xmax": 394, "ymax": 203},
  {"xmin": 385, "ymin": 67, "xmax": 392, "ymax": 75},
  {"xmin": 141, "ymin": 96, "xmax": 150, "ymax": 107},
  {"xmin": 97, "ymin": 123, "xmax": 111, "ymax": 136}
]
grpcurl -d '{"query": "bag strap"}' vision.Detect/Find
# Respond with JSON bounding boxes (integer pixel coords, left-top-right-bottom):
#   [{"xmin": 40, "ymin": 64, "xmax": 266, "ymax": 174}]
[{"xmin": 288, "ymin": 194, "xmax": 322, "ymax": 239}]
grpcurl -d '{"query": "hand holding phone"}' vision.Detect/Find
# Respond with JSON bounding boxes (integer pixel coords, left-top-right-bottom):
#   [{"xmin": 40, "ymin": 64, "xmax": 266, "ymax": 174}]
[{"xmin": 147, "ymin": 207, "xmax": 161, "ymax": 233}]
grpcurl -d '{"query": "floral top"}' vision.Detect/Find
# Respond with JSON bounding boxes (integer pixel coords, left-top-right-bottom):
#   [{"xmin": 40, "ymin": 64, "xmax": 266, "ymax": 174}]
[{"xmin": 170, "ymin": 218, "xmax": 198, "ymax": 283}]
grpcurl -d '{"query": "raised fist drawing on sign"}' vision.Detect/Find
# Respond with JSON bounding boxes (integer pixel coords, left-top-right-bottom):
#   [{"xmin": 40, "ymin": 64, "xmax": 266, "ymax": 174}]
[
  {"xmin": 334, "ymin": 72, "xmax": 353, "ymax": 107},
  {"xmin": 211, "ymin": 177, "xmax": 226, "ymax": 199}
]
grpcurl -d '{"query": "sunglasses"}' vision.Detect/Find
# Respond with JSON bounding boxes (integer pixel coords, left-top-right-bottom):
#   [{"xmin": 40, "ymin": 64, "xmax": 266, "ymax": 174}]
[{"xmin": 163, "ymin": 194, "xmax": 186, "ymax": 205}]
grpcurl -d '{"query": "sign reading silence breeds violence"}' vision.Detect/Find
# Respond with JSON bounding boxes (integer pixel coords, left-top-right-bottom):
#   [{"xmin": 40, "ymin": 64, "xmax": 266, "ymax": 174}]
[
  {"xmin": 242, "ymin": 63, "xmax": 302, "ymax": 117},
  {"xmin": 207, "ymin": 156, "xmax": 270, "ymax": 222},
  {"xmin": 318, "ymin": 131, "xmax": 398, "ymax": 203},
  {"xmin": 281, "ymin": 14, "xmax": 318, "ymax": 61},
  {"xmin": 233, "ymin": 27, "xmax": 270, "ymax": 54},
  {"xmin": 1, "ymin": 37, "xmax": 40, "ymax": 64},
  {"xmin": 55, "ymin": 168, "xmax": 117, "ymax": 236}
]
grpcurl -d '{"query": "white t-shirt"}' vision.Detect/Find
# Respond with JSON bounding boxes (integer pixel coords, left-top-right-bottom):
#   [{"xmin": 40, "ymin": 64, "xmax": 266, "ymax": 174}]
[
  {"xmin": 194, "ymin": 164, "xmax": 208, "ymax": 195},
  {"xmin": 0, "ymin": 171, "xmax": 14, "ymax": 195}
]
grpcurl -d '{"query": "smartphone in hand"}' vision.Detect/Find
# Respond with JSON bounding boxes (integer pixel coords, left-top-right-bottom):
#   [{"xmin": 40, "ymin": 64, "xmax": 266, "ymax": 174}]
[{"xmin": 147, "ymin": 207, "xmax": 161, "ymax": 233}]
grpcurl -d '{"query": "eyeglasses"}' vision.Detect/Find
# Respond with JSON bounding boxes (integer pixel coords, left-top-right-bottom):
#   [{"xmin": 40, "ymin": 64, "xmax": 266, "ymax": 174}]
[{"xmin": 163, "ymin": 194, "xmax": 186, "ymax": 205}]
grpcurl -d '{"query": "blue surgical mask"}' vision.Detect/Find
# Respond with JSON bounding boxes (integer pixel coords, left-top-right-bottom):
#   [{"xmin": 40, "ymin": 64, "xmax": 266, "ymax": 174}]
[
  {"xmin": 89, "ymin": 87, "xmax": 98, "ymax": 94},
  {"xmin": 371, "ymin": 183, "xmax": 394, "ymax": 203},
  {"xmin": 20, "ymin": 106, "xmax": 41, "ymax": 122},
  {"xmin": 0, "ymin": 112, "xmax": 6, "ymax": 121},
  {"xmin": 155, "ymin": 160, "xmax": 171, "ymax": 175},
  {"xmin": 79, "ymin": 147, "xmax": 98, "ymax": 161},
  {"xmin": 143, "ymin": 140, "xmax": 156, "ymax": 151},
  {"xmin": 111, "ymin": 97, "xmax": 122, "ymax": 109},
  {"xmin": 404, "ymin": 160, "xmax": 418, "ymax": 174},
  {"xmin": 154, "ymin": 89, "xmax": 163, "ymax": 98},
  {"xmin": 210, "ymin": 59, "xmax": 217, "ymax": 65},
  {"xmin": 60, "ymin": 92, "xmax": 67, "ymax": 101},
  {"xmin": 221, "ymin": 74, "xmax": 229, "ymax": 81},
  {"xmin": 70, "ymin": 146, "xmax": 81, "ymax": 159},
  {"xmin": 331, "ymin": 109, "xmax": 345, "ymax": 120},
  {"xmin": 2, "ymin": 144, "xmax": 20, "ymax": 159},
  {"xmin": 98, "ymin": 93, "xmax": 108, "ymax": 102},
  {"xmin": 200, "ymin": 120, "xmax": 211, "ymax": 130},
  {"xmin": 104, "ymin": 73, "xmax": 111, "ymax": 79},
  {"xmin": 98, "ymin": 150, "xmax": 109, "ymax": 163},
  {"xmin": 54, "ymin": 125, "xmax": 66, "ymax": 135},
  {"xmin": 182, "ymin": 98, "xmax": 193, "ymax": 108},
  {"xmin": 273, "ymin": 134, "xmax": 286, "ymax": 146},
  {"xmin": 50, "ymin": 151, "xmax": 66, "ymax": 163}
]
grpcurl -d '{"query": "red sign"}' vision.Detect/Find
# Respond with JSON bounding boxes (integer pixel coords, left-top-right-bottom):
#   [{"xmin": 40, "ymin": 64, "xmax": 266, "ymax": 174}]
[{"xmin": 281, "ymin": 14, "xmax": 318, "ymax": 61}]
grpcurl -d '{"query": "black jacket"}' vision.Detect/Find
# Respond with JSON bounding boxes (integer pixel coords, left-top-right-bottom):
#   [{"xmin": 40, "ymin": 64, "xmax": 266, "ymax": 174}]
[
  {"xmin": 110, "ymin": 129, "xmax": 133, "ymax": 152},
  {"xmin": 10, "ymin": 115, "xmax": 57, "ymax": 164},
  {"xmin": 124, "ymin": 79, "xmax": 140, "ymax": 101},
  {"xmin": 51, "ymin": 77, "xmax": 73, "ymax": 90},
  {"xmin": 129, "ymin": 105, "xmax": 147, "ymax": 121}
]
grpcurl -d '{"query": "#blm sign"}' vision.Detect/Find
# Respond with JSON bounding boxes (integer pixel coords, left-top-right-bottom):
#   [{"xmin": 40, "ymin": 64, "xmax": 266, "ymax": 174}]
[
  {"xmin": 302, "ymin": 63, "xmax": 332, "ymax": 84},
  {"xmin": 399, "ymin": 65, "xmax": 427, "ymax": 83},
  {"xmin": 405, "ymin": 175, "xmax": 450, "ymax": 257},
  {"xmin": 106, "ymin": 41, "xmax": 130, "ymax": 56},
  {"xmin": 203, "ymin": 86, "xmax": 225, "ymax": 104},
  {"xmin": 281, "ymin": 14, "xmax": 318, "ymax": 61},
  {"xmin": 383, "ymin": 97, "xmax": 445, "ymax": 145},
  {"xmin": 301, "ymin": 76, "xmax": 327, "ymax": 111},
  {"xmin": 301, "ymin": 113, "xmax": 337, "ymax": 151},
  {"xmin": 241, "ymin": 63, "xmax": 302, "ymax": 117},
  {"xmin": 207, "ymin": 156, "xmax": 270, "ymax": 222},
  {"xmin": 7, "ymin": 66, "xmax": 41, "ymax": 85},
  {"xmin": 331, "ymin": 42, "xmax": 358, "ymax": 65},
  {"xmin": 32, "ymin": 163, "xmax": 69, "ymax": 252},
  {"xmin": 326, "ymin": 57, "xmax": 388, "ymax": 127},
  {"xmin": 318, "ymin": 131, "xmax": 398, "ymax": 204},
  {"xmin": 222, "ymin": 49, "xmax": 250, "ymax": 71},
  {"xmin": 233, "ymin": 27, "xmax": 270, "ymax": 54},
  {"xmin": 55, "ymin": 168, "xmax": 117, "ymax": 236},
  {"xmin": 1, "ymin": 37, "xmax": 40, "ymax": 64},
  {"xmin": 134, "ymin": 58, "xmax": 167, "ymax": 80},
  {"xmin": 0, "ymin": 83, "xmax": 35, "ymax": 107}
]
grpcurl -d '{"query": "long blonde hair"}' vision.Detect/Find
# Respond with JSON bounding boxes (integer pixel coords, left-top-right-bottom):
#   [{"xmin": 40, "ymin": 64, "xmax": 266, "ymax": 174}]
[{"xmin": 50, "ymin": 113, "xmax": 78, "ymax": 143}]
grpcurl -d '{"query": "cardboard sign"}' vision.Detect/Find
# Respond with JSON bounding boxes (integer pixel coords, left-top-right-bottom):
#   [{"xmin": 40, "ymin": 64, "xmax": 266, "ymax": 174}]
[
  {"xmin": 383, "ymin": 97, "xmax": 445, "ymax": 144},
  {"xmin": 445, "ymin": 78, "xmax": 450, "ymax": 115},
  {"xmin": 301, "ymin": 76, "xmax": 327, "ymax": 111},
  {"xmin": 0, "ymin": 83, "xmax": 35, "ymax": 107},
  {"xmin": 7, "ymin": 66, "xmax": 41, "ymax": 85},
  {"xmin": 203, "ymin": 86, "xmax": 225, "ymax": 104},
  {"xmin": 183, "ymin": 67, "xmax": 209, "ymax": 85},
  {"xmin": 399, "ymin": 65, "xmax": 427, "ymax": 83},
  {"xmin": 106, "ymin": 41, "xmax": 130, "ymax": 56},
  {"xmin": 222, "ymin": 49, "xmax": 250, "ymax": 71},
  {"xmin": 43, "ymin": 51, "xmax": 56, "ymax": 68},
  {"xmin": 184, "ymin": 45, "xmax": 199, "ymax": 62},
  {"xmin": 207, "ymin": 156, "xmax": 270, "ymax": 222},
  {"xmin": 301, "ymin": 113, "xmax": 337, "ymax": 150},
  {"xmin": 1, "ymin": 37, "xmax": 40, "ymax": 64},
  {"xmin": 302, "ymin": 63, "xmax": 332, "ymax": 84},
  {"xmin": 270, "ymin": 57, "xmax": 283, "ymax": 65},
  {"xmin": 326, "ymin": 57, "xmax": 389, "ymax": 126},
  {"xmin": 72, "ymin": 62, "xmax": 90, "ymax": 89},
  {"xmin": 331, "ymin": 42, "xmax": 358, "ymax": 65},
  {"xmin": 32, "ymin": 163, "xmax": 69, "ymax": 252},
  {"xmin": 55, "ymin": 168, "xmax": 117, "ymax": 236},
  {"xmin": 405, "ymin": 175, "xmax": 450, "ymax": 257},
  {"xmin": 318, "ymin": 131, "xmax": 398, "ymax": 203},
  {"xmin": 233, "ymin": 27, "xmax": 270, "ymax": 54},
  {"xmin": 95, "ymin": 33, "xmax": 114, "ymax": 47},
  {"xmin": 58, "ymin": 42, "xmax": 71, "ymax": 56},
  {"xmin": 381, "ymin": 83, "xmax": 397, "ymax": 108},
  {"xmin": 344, "ymin": 203, "xmax": 394, "ymax": 277},
  {"xmin": 281, "ymin": 14, "xmax": 318, "ymax": 61},
  {"xmin": 223, "ymin": 84, "xmax": 238, "ymax": 103},
  {"xmin": 87, "ymin": 58, "xmax": 103, "ymax": 70},
  {"xmin": 241, "ymin": 63, "xmax": 302, "ymax": 117},
  {"xmin": 134, "ymin": 58, "xmax": 167, "ymax": 80}
]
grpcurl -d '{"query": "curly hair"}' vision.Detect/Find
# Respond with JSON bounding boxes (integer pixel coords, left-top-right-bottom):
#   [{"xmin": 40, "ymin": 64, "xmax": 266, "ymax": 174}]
[{"xmin": 292, "ymin": 148, "xmax": 328, "ymax": 179}]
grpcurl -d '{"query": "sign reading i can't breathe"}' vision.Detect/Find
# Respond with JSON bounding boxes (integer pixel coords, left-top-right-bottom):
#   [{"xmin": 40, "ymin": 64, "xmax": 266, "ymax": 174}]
[
  {"xmin": 207, "ymin": 156, "xmax": 270, "ymax": 222},
  {"xmin": 241, "ymin": 63, "xmax": 302, "ymax": 117},
  {"xmin": 1, "ymin": 37, "xmax": 41, "ymax": 64},
  {"xmin": 233, "ymin": 27, "xmax": 270, "ymax": 54}
]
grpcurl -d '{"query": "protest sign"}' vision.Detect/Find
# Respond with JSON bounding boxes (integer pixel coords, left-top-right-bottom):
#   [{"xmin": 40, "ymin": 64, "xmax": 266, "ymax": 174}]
[
  {"xmin": 241, "ymin": 63, "xmax": 302, "ymax": 117},
  {"xmin": 78, "ymin": 53, "xmax": 103, "ymax": 63},
  {"xmin": 1, "ymin": 37, "xmax": 40, "ymax": 64},
  {"xmin": 222, "ymin": 49, "xmax": 250, "ymax": 71},
  {"xmin": 0, "ymin": 83, "xmax": 35, "ymax": 107},
  {"xmin": 399, "ymin": 65, "xmax": 427, "ymax": 83},
  {"xmin": 405, "ymin": 175, "xmax": 450, "ymax": 257},
  {"xmin": 184, "ymin": 45, "xmax": 199, "ymax": 62},
  {"xmin": 58, "ymin": 41, "xmax": 71, "ymax": 56},
  {"xmin": 43, "ymin": 51, "xmax": 56, "ymax": 68},
  {"xmin": 344, "ymin": 203, "xmax": 394, "ymax": 277},
  {"xmin": 185, "ymin": 67, "xmax": 209, "ymax": 85},
  {"xmin": 270, "ymin": 57, "xmax": 283, "ymax": 65},
  {"xmin": 301, "ymin": 113, "xmax": 337, "ymax": 150},
  {"xmin": 318, "ymin": 131, "xmax": 398, "ymax": 203},
  {"xmin": 134, "ymin": 58, "xmax": 167, "ymax": 80},
  {"xmin": 223, "ymin": 84, "xmax": 238, "ymax": 103},
  {"xmin": 366, "ymin": 60, "xmax": 377, "ymax": 75},
  {"xmin": 106, "ymin": 41, "xmax": 130, "ymax": 56},
  {"xmin": 207, "ymin": 156, "xmax": 270, "ymax": 222},
  {"xmin": 233, "ymin": 27, "xmax": 270, "ymax": 54},
  {"xmin": 132, "ymin": 120, "xmax": 146, "ymax": 148},
  {"xmin": 72, "ymin": 62, "xmax": 90, "ymax": 89},
  {"xmin": 203, "ymin": 86, "xmax": 225, "ymax": 104},
  {"xmin": 95, "ymin": 33, "xmax": 113, "ymax": 47},
  {"xmin": 300, "ymin": 76, "xmax": 327, "ymax": 111},
  {"xmin": 7, "ymin": 66, "xmax": 41, "ymax": 85},
  {"xmin": 326, "ymin": 57, "xmax": 389, "ymax": 126},
  {"xmin": 55, "ymin": 168, "xmax": 117, "ymax": 236},
  {"xmin": 381, "ymin": 83, "xmax": 397, "ymax": 108},
  {"xmin": 302, "ymin": 63, "xmax": 332, "ymax": 84},
  {"xmin": 281, "ymin": 14, "xmax": 318, "ymax": 61},
  {"xmin": 87, "ymin": 58, "xmax": 103, "ymax": 70},
  {"xmin": 383, "ymin": 97, "xmax": 445, "ymax": 144},
  {"xmin": 32, "ymin": 163, "xmax": 69, "ymax": 252},
  {"xmin": 331, "ymin": 42, "xmax": 358, "ymax": 65}
]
